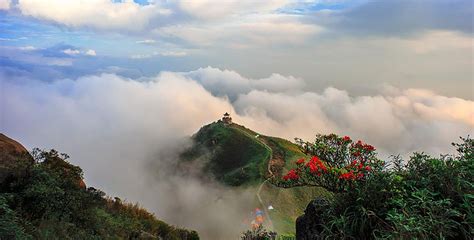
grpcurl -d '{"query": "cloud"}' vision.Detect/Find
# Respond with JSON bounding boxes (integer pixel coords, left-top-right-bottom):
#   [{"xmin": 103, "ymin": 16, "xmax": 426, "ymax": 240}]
[
  {"xmin": 58, "ymin": 47, "xmax": 97, "ymax": 57},
  {"xmin": 158, "ymin": 14, "xmax": 322, "ymax": 47},
  {"xmin": 1, "ymin": 67, "xmax": 472, "ymax": 238},
  {"xmin": 232, "ymin": 87, "xmax": 473, "ymax": 156},
  {"xmin": 0, "ymin": 0, "xmax": 10, "ymax": 10},
  {"xmin": 0, "ymin": 72, "xmax": 247, "ymax": 239},
  {"xmin": 136, "ymin": 39, "xmax": 157, "ymax": 44},
  {"xmin": 323, "ymin": 0, "xmax": 473, "ymax": 36},
  {"xmin": 18, "ymin": 46, "xmax": 37, "ymax": 51},
  {"xmin": 16, "ymin": 0, "xmax": 171, "ymax": 31},
  {"xmin": 181, "ymin": 67, "xmax": 305, "ymax": 101},
  {"xmin": 8, "ymin": 1, "xmax": 320, "ymax": 47},
  {"xmin": 0, "ymin": 46, "xmax": 74, "ymax": 66},
  {"xmin": 130, "ymin": 50, "xmax": 187, "ymax": 59},
  {"xmin": 177, "ymin": 0, "xmax": 290, "ymax": 19},
  {"xmin": 400, "ymin": 31, "xmax": 473, "ymax": 54},
  {"xmin": 85, "ymin": 49, "xmax": 97, "ymax": 56},
  {"xmin": 62, "ymin": 48, "xmax": 81, "ymax": 55}
]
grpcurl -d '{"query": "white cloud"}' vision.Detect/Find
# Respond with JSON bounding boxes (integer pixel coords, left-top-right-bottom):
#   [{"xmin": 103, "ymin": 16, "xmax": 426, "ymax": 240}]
[
  {"xmin": 177, "ymin": 0, "xmax": 290, "ymax": 19},
  {"xmin": 130, "ymin": 50, "xmax": 187, "ymax": 59},
  {"xmin": 159, "ymin": 14, "xmax": 322, "ymax": 47},
  {"xmin": 160, "ymin": 51, "xmax": 187, "ymax": 57},
  {"xmin": 0, "ymin": 46, "xmax": 73, "ymax": 66},
  {"xmin": 17, "ymin": 0, "xmax": 171, "ymax": 31},
  {"xmin": 136, "ymin": 39, "xmax": 157, "ymax": 44},
  {"xmin": 62, "ymin": 48, "xmax": 81, "ymax": 55},
  {"xmin": 85, "ymin": 49, "xmax": 97, "ymax": 56},
  {"xmin": 63, "ymin": 48, "xmax": 97, "ymax": 56},
  {"xmin": 377, "ymin": 31, "xmax": 474, "ymax": 54},
  {"xmin": 232, "ymin": 87, "xmax": 474, "ymax": 156},
  {"xmin": 0, "ymin": 0, "xmax": 11, "ymax": 10},
  {"xmin": 10, "ymin": 1, "xmax": 317, "ymax": 47},
  {"xmin": 18, "ymin": 46, "xmax": 37, "ymax": 51},
  {"xmin": 181, "ymin": 67, "xmax": 305, "ymax": 100}
]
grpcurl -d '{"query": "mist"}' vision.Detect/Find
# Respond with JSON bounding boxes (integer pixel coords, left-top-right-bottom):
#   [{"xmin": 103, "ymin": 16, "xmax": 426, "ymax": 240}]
[{"xmin": 1, "ymin": 68, "xmax": 473, "ymax": 238}]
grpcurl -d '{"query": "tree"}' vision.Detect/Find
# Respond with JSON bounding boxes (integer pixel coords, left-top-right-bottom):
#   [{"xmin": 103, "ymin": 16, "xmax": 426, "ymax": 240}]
[{"xmin": 273, "ymin": 134, "xmax": 384, "ymax": 192}]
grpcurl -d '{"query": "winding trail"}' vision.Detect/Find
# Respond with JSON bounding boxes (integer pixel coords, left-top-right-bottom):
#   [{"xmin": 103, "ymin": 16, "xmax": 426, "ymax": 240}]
[
  {"xmin": 256, "ymin": 178, "xmax": 274, "ymax": 230},
  {"xmin": 232, "ymin": 126, "xmax": 276, "ymax": 230}
]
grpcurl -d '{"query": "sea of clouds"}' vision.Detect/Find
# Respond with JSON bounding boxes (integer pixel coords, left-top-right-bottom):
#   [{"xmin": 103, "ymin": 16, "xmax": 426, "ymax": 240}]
[{"xmin": 1, "ymin": 67, "xmax": 473, "ymax": 238}]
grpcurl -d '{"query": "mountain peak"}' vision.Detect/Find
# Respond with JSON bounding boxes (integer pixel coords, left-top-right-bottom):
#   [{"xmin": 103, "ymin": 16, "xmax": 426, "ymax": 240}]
[{"xmin": 180, "ymin": 121, "xmax": 304, "ymax": 186}]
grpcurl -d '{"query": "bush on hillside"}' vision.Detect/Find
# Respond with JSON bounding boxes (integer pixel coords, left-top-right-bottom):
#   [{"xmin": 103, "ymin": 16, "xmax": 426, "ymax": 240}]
[{"xmin": 0, "ymin": 148, "xmax": 199, "ymax": 239}]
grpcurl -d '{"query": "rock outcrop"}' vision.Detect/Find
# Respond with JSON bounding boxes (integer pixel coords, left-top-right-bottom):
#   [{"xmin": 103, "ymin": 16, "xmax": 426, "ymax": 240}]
[
  {"xmin": 0, "ymin": 133, "xmax": 34, "ymax": 183},
  {"xmin": 296, "ymin": 197, "xmax": 330, "ymax": 240}
]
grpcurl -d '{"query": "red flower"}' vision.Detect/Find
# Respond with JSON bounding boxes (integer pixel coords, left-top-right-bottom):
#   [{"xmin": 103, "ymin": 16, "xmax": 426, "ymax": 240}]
[
  {"xmin": 306, "ymin": 156, "xmax": 327, "ymax": 174},
  {"xmin": 283, "ymin": 169, "xmax": 299, "ymax": 181},
  {"xmin": 363, "ymin": 144, "xmax": 375, "ymax": 152},
  {"xmin": 308, "ymin": 162, "xmax": 318, "ymax": 173},
  {"xmin": 296, "ymin": 158, "xmax": 305, "ymax": 165},
  {"xmin": 339, "ymin": 171, "xmax": 355, "ymax": 180},
  {"xmin": 365, "ymin": 166, "xmax": 371, "ymax": 171},
  {"xmin": 342, "ymin": 136, "xmax": 351, "ymax": 142}
]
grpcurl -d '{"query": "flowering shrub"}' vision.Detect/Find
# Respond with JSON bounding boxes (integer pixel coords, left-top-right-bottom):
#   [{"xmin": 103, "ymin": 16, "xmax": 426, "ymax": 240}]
[
  {"xmin": 275, "ymin": 134, "xmax": 473, "ymax": 239},
  {"xmin": 275, "ymin": 134, "xmax": 384, "ymax": 192}
]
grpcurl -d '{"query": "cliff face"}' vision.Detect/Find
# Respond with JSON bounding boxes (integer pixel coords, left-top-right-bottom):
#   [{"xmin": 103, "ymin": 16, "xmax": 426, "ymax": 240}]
[{"xmin": 0, "ymin": 133, "xmax": 34, "ymax": 183}]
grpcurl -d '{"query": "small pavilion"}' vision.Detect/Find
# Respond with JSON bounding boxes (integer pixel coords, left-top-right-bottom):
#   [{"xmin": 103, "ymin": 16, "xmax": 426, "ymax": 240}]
[{"xmin": 222, "ymin": 112, "xmax": 232, "ymax": 124}]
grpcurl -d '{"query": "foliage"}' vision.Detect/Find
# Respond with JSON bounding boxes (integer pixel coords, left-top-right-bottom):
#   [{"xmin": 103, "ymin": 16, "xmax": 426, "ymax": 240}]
[
  {"xmin": 274, "ymin": 134, "xmax": 383, "ymax": 192},
  {"xmin": 275, "ymin": 134, "xmax": 473, "ymax": 240},
  {"xmin": 241, "ymin": 225, "xmax": 277, "ymax": 240},
  {"xmin": 0, "ymin": 148, "xmax": 199, "ymax": 240}
]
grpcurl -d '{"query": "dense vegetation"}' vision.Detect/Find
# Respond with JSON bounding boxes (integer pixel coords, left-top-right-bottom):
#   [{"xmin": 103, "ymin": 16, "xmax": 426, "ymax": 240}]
[
  {"xmin": 276, "ymin": 134, "xmax": 473, "ymax": 239},
  {"xmin": 0, "ymin": 148, "xmax": 199, "ymax": 240}
]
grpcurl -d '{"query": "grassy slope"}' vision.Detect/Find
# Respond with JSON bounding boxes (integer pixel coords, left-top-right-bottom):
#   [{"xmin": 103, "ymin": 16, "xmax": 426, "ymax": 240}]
[
  {"xmin": 181, "ymin": 121, "xmax": 271, "ymax": 186},
  {"xmin": 181, "ymin": 121, "xmax": 328, "ymax": 234}
]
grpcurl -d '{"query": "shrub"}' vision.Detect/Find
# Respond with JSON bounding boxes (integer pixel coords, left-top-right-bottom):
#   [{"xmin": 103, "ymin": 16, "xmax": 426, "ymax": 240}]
[
  {"xmin": 274, "ymin": 135, "xmax": 473, "ymax": 239},
  {"xmin": 1, "ymin": 148, "xmax": 200, "ymax": 239}
]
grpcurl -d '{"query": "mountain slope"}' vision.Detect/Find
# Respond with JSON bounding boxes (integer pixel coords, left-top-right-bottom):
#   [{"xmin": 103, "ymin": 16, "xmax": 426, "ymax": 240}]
[
  {"xmin": 0, "ymin": 134, "xmax": 199, "ymax": 240},
  {"xmin": 180, "ymin": 120, "xmax": 329, "ymax": 234}
]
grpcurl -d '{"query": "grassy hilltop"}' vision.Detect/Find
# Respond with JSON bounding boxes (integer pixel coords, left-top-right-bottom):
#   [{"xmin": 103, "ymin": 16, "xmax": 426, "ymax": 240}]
[{"xmin": 180, "ymin": 121, "xmax": 329, "ymax": 235}]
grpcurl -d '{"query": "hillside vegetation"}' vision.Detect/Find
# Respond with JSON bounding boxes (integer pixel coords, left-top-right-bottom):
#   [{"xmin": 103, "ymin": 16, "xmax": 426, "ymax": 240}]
[
  {"xmin": 0, "ymin": 134, "xmax": 199, "ymax": 240},
  {"xmin": 180, "ymin": 121, "xmax": 329, "ymax": 234},
  {"xmin": 276, "ymin": 134, "xmax": 474, "ymax": 239}
]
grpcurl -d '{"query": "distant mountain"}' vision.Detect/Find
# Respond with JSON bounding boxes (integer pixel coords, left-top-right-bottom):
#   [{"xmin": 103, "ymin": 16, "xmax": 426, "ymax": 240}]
[
  {"xmin": 180, "ymin": 119, "xmax": 329, "ymax": 235},
  {"xmin": 0, "ymin": 134, "xmax": 199, "ymax": 240}
]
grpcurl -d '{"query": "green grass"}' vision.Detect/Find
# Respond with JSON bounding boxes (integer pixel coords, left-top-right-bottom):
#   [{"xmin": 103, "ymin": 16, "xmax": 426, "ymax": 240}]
[
  {"xmin": 181, "ymin": 121, "xmax": 272, "ymax": 186},
  {"xmin": 181, "ymin": 121, "xmax": 329, "ymax": 235}
]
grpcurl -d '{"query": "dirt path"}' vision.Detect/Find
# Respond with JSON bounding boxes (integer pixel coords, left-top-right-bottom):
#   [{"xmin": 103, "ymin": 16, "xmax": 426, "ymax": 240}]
[
  {"xmin": 231, "ymin": 126, "xmax": 280, "ymax": 230},
  {"xmin": 254, "ymin": 138, "xmax": 277, "ymax": 230}
]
